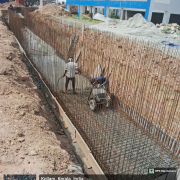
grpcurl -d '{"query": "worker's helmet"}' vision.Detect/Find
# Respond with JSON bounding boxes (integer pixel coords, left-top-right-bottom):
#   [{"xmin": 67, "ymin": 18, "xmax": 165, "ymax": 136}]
[{"xmin": 68, "ymin": 58, "xmax": 73, "ymax": 62}]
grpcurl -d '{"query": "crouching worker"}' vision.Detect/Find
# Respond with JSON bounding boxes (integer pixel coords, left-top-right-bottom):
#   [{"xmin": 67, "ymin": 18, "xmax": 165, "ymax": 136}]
[
  {"xmin": 91, "ymin": 76, "xmax": 109, "ymax": 92},
  {"xmin": 63, "ymin": 58, "xmax": 81, "ymax": 94}
]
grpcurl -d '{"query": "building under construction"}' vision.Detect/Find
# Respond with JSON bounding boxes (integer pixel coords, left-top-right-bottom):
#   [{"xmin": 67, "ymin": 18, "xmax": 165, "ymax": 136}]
[
  {"xmin": 6, "ymin": 7, "xmax": 180, "ymax": 180},
  {"xmin": 66, "ymin": 0, "xmax": 180, "ymax": 25}
]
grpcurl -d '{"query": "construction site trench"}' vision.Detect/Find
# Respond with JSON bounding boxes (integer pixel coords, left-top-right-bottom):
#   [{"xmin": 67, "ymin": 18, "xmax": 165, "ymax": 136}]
[{"xmin": 6, "ymin": 7, "xmax": 180, "ymax": 180}]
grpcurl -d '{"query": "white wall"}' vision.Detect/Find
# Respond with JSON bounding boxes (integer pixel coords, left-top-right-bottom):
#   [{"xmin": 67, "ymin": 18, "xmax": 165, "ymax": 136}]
[
  {"xmin": 56, "ymin": 0, "xmax": 66, "ymax": 4},
  {"xmin": 169, "ymin": 0, "xmax": 180, "ymax": 14},
  {"xmin": 154, "ymin": 0, "xmax": 170, "ymax": 3},
  {"xmin": 108, "ymin": 0, "xmax": 147, "ymax": 1},
  {"xmin": 148, "ymin": 0, "xmax": 180, "ymax": 24}
]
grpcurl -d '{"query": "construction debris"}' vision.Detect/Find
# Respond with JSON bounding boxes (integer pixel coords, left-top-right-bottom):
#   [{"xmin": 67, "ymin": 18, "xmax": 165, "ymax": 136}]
[
  {"xmin": 161, "ymin": 41, "xmax": 179, "ymax": 48},
  {"xmin": 70, "ymin": 5, "xmax": 78, "ymax": 14},
  {"xmin": 156, "ymin": 23, "xmax": 180, "ymax": 35},
  {"xmin": 66, "ymin": 165, "xmax": 83, "ymax": 175}
]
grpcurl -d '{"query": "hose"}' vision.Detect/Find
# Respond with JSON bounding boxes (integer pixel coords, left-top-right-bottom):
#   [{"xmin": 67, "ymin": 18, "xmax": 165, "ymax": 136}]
[{"xmin": 56, "ymin": 75, "xmax": 65, "ymax": 92}]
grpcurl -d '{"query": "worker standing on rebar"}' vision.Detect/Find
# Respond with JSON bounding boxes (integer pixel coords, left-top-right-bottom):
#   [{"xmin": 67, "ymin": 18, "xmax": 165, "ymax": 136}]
[
  {"xmin": 8, "ymin": 4, "xmax": 14, "ymax": 11},
  {"xmin": 63, "ymin": 58, "xmax": 81, "ymax": 94}
]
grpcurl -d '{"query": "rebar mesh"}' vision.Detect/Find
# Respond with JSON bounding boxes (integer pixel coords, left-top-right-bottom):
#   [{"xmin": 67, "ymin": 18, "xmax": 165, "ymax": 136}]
[{"xmin": 8, "ymin": 9, "xmax": 180, "ymax": 179}]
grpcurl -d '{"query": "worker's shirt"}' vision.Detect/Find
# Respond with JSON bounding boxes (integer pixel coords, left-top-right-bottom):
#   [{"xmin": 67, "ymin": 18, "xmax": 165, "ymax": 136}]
[
  {"xmin": 96, "ymin": 76, "xmax": 106, "ymax": 84},
  {"xmin": 65, "ymin": 62, "xmax": 78, "ymax": 78},
  {"xmin": 8, "ymin": 6, "xmax": 14, "ymax": 10}
]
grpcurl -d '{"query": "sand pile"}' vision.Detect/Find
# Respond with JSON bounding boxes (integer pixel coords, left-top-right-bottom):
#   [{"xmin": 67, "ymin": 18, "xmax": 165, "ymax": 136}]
[
  {"xmin": 0, "ymin": 2, "xmax": 23, "ymax": 10},
  {"xmin": 31, "ymin": 3, "xmax": 71, "ymax": 17},
  {"xmin": 117, "ymin": 13, "xmax": 161, "ymax": 35},
  {"xmin": 91, "ymin": 13, "xmax": 177, "ymax": 44},
  {"xmin": 121, "ymin": 13, "xmax": 156, "ymax": 29},
  {"xmin": 93, "ymin": 13, "xmax": 160, "ymax": 35},
  {"xmin": 93, "ymin": 13, "xmax": 106, "ymax": 21}
]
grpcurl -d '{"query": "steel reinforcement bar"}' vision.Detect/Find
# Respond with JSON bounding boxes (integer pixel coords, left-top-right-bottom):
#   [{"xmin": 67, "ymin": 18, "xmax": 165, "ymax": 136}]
[{"xmin": 8, "ymin": 9, "xmax": 180, "ymax": 180}]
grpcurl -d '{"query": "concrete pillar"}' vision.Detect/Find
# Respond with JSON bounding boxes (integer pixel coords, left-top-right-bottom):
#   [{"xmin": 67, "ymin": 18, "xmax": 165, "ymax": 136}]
[
  {"xmin": 118, "ymin": 9, "xmax": 121, "ymax": 17},
  {"xmin": 125, "ymin": 10, "xmax": 127, "ymax": 20},
  {"xmin": 104, "ymin": 4, "xmax": 107, "ymax": 17},
  {"xmin": 78, "ymin": 5, "xmax": 85, "ymax": 18},
  {"xmin": 162, "ymin": 11, "xmax": 170, "ymax": 24},
  {"xmin": 87, "ymin": 6, "xmax": 90, "ymax": 12},
  {"xmin": 66, "ymin": 4, "xmax": 70, "ymax": 12},
  {"xmin": 100, "ymin": 8, "xmax": 102, "ymax": 14},
  {"xmin": 92, "ymin": 6, "xmax": 95, "ymax": 18},
  {"xmin": 145, "ymin": 9, "xmax": 149, "ymax": 20},
  {"xmin": 120, "ymin": 8, "xmax": 124, "ymax": 20},
  {"xmin": 105, "ymin": 6, "xmax": 109, "ymax": 17},
  {"xmin": 148, "ymin": 10, "xmax": 152, "ymax": 21},
  {"xmin": 97, "ymin": 8, "xmax": 100, "ymax": 13},
  {"xmin": 40, "ymin": 0, "xmax": 43, "ymax": 7},
  {"xmin": 109, "ymin": 9, "xmax": 112, "ymax": 17},
  {"xmin": 95, "ymin": 7, "xmax": 97, "ymax": 14}
]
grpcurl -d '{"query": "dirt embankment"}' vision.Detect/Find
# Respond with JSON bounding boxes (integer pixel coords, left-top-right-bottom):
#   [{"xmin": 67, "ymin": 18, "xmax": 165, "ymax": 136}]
[
  {"xmin": 31, "ymin": 3, "xmax": 71, "ymax": 17},
  {"xmin": 0, "ymin": 9, "xmax": 79, "ymax": 178},
  {"xmin": 0, "ymin": 2, "xmax": 23, "ymax": 10}
]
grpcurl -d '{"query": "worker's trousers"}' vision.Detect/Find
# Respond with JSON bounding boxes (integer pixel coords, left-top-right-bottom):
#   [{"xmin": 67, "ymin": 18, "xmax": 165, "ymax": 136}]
[{"xmin": 65, "ymin": 76, "xmax": 75, "ymax": 92}]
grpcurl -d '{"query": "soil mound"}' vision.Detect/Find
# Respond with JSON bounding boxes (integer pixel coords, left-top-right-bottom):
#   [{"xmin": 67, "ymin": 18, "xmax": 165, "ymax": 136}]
[
  {"xmin": 31, "ymin": 3, "xmax": 71, "ymax": 17},
  {"xmin": 0, "ymin": 2, "xmax": 23, "ymax": 10}
]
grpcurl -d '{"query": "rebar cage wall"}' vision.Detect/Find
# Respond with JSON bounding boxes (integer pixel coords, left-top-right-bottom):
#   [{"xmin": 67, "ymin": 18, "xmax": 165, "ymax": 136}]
[
  {"xmin": 8, "ymin": 9, "xmax": 180, "ymax": 179},
  {"xmin": 25, "ymin": 12, "xmax": 180, "ymax": 140}
]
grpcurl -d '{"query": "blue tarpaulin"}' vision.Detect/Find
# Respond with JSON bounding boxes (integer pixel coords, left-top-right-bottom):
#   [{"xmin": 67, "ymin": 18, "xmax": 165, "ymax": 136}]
[
  {"xmin": 0, "ymin": 0, "xmax": 9, "ymax": 3},
  {"xmin": 161, "ymin": 41, "xmax": 179, "ymax": 48}
]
